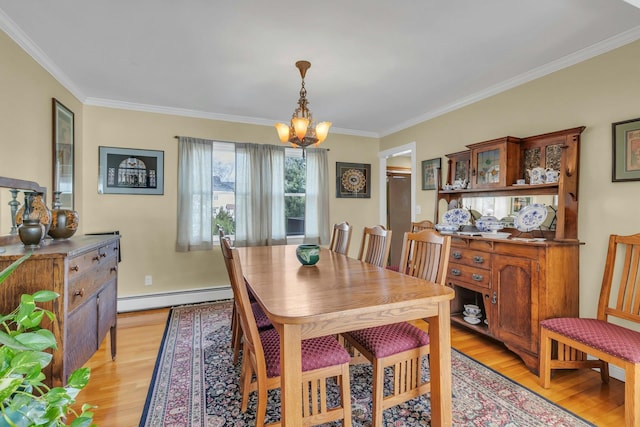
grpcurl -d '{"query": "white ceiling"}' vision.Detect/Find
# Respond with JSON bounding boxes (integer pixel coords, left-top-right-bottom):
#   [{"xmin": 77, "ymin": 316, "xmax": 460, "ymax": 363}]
[{"xmin": 1, "ymin": 1, "xmax": 640, "ymax": 138}]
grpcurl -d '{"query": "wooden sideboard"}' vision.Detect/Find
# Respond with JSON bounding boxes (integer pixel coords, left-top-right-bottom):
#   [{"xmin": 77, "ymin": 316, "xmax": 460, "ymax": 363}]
[
  {"xmin": 447, "ymin": 235, "xmax": 579, "ymax": 372},
  {"xmin": 0, "ymin": 234, "xmax": 120, "ymax": 386},
  {"xmin": 437, "ymin": 127, "xmax": 584, "ymax": 372}
]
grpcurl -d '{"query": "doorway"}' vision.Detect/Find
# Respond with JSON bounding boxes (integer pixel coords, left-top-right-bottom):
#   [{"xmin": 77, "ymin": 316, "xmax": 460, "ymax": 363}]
[
  {"xmin": 378, "ymin": 142, "xmax": 416, "ymax": 266},
  {"xmin": 387, "ymin": 168, "xmax": 411, "ymax": 266}
]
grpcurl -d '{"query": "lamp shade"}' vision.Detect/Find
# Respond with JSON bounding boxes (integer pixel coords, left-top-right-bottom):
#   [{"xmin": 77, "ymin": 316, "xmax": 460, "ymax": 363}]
[
  {"xmin": 315, "ymin": 121, "xmax": 332, "ymax": 143},
  {"xmin": 275, "ymin": 123, "xmax": 290, "ymax": 143},
  {"xmin": 292, "ymin": 117, "xmax": 310, "ymax": 141}
]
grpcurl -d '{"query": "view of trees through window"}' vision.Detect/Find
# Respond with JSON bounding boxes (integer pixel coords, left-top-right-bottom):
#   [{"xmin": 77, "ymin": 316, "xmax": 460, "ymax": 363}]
[{"xmin": 211, "ymin": 144, "xmax": 306, "ymax": 238}]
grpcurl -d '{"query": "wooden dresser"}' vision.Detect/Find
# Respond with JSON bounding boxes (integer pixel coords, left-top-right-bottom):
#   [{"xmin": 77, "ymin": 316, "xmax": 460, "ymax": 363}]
[{"xmin": 0, "ymin": 234, "xmax": 120, "ymax": 386}]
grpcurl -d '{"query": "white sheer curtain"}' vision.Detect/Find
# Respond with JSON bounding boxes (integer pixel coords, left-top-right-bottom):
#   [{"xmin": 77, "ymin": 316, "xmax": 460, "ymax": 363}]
[
  {"xmin": 235, "ymin": 143, "xmax": 287, "ymax": 247},
  {"xmin": 176, "ymin": 137, "xmax": 214, "ymax": 252},
  {"xmin": 304, "ymin": 148, "xmax": 330, "ymax": 245}
]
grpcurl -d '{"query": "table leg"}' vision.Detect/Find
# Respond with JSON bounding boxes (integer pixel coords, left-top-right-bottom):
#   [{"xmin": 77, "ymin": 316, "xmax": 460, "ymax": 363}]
[
  {"xmin": 427, "ymin": 300, "xmax": 452, "ymax": 426},
  {"xmin": 277, "ymin": 322, "xmax": 303, "ymax": 426}
]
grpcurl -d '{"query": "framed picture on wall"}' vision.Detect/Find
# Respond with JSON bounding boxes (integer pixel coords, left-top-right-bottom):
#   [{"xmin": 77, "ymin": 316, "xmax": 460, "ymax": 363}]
[
  {"xmin": 98, "ymin": 146, "xmax": 164, "ymax": 195},
  {"xmin": 52, "ymin": 99, "xmax": 75, "ymax": 209},
  {"xmin": 612, "ymin": 117, "xmax": 640, "ymax": 182},
  {"xmin": 421, "ymin": 158, "xmax": 441, "ymax": 190},
  {"xmin": 336, "ymin": 162, "xmax": 371, "ymax": 198}
]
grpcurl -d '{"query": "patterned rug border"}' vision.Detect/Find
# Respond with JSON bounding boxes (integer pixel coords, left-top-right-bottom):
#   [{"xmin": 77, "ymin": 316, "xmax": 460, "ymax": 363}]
[{"xmin": 139, "ymin": 300, "xmax": 595, "ymax": 426}]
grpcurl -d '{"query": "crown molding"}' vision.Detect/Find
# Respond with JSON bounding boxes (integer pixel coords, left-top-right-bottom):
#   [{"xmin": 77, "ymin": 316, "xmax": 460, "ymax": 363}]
[{"xmin": 380, "ymin": 25, "xmax": 640, "ymax": 137}]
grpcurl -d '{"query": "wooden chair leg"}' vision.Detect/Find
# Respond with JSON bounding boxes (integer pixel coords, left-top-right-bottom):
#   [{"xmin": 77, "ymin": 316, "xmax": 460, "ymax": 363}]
[
  {"xmin": 625, "ymin": 365, "xmax": 639, "ymax": 427},
  {"xmin": 340, "ymin": 364, "xmax": 353, "ymax": 427},
  {"xmin": 539, "ymin": 328, "xmax": 552, "ymax": 388},
  {"xmin": 371, "ymin": 358, "xmax": 385, "ymax": 426}
]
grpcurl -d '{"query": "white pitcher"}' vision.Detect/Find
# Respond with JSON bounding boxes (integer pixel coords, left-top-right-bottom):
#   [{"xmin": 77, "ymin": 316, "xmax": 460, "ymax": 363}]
[
  {"xmin": 527, "ymin": 167, "xmax": 546, "ymax": 185},
  {"xmin": 545, "ymin": 168, "xmax": 560, "ymax": 183}
]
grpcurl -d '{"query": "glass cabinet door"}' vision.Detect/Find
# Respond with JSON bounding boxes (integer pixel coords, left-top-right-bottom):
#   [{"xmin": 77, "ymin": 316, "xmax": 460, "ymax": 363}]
[{"xmin": 475, "ymin": 148, "xmax": 501, "ymax": 186}]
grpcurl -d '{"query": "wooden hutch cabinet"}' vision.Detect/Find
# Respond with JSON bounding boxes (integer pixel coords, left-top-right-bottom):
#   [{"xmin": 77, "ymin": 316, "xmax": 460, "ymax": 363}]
[
  {"xmin": 0, "ymin": 234, "xmax": 120, "ymax": 386},
  {"xmin": 438, "ymin": 126, "xmax": 584, "ymax": 372}
]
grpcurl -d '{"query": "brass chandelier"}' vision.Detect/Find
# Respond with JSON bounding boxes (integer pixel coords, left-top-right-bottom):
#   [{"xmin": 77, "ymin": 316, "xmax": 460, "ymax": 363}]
[{"xmin": 275, "ymin": 60, "xmax": 331, "ymax": 149}]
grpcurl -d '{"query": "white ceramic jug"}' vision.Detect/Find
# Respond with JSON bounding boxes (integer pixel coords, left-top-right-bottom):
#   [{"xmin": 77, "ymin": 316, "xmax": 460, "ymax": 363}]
[
  {"xmin": 527, "ymin": 167, "xmax": 546, "ymax": 185},
  {"xmin": 545, "ymin": 168, "xmax": 560, "ymax": 183}
]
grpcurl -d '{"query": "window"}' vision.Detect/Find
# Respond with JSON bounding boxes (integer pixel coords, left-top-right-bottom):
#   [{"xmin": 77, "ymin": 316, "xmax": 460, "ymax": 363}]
[
  {"xmin": 210, "ymin": 145, "xmax": 310, "ymax": 239},
  {"xmin": 212, "ymin": 142, "xmax": 236, "ymax": 237},
  {"xmin": 284, "ymin": 148, "xmax": 305, "ymax": 236},
  {"xmin": 177, "ymin": 137, "xmax": 328, "ymax": 251}
]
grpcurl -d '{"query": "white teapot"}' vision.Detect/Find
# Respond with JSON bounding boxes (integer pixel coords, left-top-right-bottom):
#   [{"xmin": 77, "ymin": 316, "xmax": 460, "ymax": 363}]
[
  {"xmin": 527, "ymin": 167, "xmax": 546, "ymax": 185},
  {"xmin": 545, "ymin": 168, "xmax": 560, "ymax": 183}
]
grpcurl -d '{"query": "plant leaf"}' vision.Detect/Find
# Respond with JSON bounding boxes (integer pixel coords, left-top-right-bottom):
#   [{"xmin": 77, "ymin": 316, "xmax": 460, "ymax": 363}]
[
  {"xmin": 31, "ymin": 290, "xmax": 59, "ymax": 303},
  {"xmin": 0, "ymin": 376, "xmax": 23, "ymax": 401},
  {"xmin": 14, "ymin": 330, "xmax": 57, "ymax": 351},
  {"xmin": 0, "ymin": 252, "xmax": 32, "ymax": 285},
  {"xmin": 67, "ymin": 367, "xmax": 91, "ymax": 389},
  {"xmin": 11, "ymin": 350, "xmax": 52, "ymax": 372}
]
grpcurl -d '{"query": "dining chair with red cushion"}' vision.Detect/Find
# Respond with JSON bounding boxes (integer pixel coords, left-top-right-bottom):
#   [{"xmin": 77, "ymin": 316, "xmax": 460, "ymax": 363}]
[
  {"xmin": 221, "ymin": 237, "xmax": 352, "ymax": 426},
  {"xmin": 539, "ymin": 233, "xmax": 640, "ymax": 427},
  {"xmin": 342, "ymin": 229, "xmax": 451, "ymax": 425}
]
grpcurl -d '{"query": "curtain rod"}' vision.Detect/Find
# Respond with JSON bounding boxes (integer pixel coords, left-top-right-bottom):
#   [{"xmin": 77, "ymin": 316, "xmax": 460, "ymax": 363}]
[{"xmin": 174, "ymin": 135, "xmax": 329, "ymax": 150}]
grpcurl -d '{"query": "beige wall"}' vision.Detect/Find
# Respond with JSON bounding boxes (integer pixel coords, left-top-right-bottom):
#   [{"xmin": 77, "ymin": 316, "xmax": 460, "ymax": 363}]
[
  {"xmin": 82, "ymin": 107, "xmax": 378, "ymax": 296},
  {"xmin": 381, "ymin": 40, "xmax": 640, "ymax": 318}
]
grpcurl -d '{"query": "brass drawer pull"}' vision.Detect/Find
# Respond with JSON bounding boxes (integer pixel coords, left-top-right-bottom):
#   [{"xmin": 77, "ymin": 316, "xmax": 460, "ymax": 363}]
[
  {"xmin": 74, "ymin": 288, "xmax": 85, "ymax": 297},
  {"xmin": 473, "ymin": 256, "xmax": 485, "ymax": 264},
  {"xmin": 452, "ymin": 251, "xmax": 462, "ymax": 259},
  {"xmin": 451, "ymin": 268, "xmax": 461, "ymax": 276},
  {"xmin": 70, "ymin": 265, "xmax": 79, "ymax": 272},
  {"xmin": 100, "ymin": 253, "xmax": 107, "ymax": 258},
  {"xmin": 472, "ymin": 273, "xmax": 483, "ymax": 282},
  {"xmin": 110, "ymin": 267, "xmax": 117, "ymax": 273}
]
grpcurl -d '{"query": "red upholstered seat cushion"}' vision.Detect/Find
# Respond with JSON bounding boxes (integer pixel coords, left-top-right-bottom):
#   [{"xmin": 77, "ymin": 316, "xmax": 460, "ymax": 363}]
[
  {"xmin": 260, "ymin": 328, "xmax": 350, "ymax": 378},
  {"xmin": 345, "ymin": 322, "xmax": 430, "ymax": 358},
  {"xmin": 251, "ymin": 302, "xmax": 272, "ymax": 330},
  {"xmin": 541, "ymin": 318, "xmax": 640, "ymax": 363}
]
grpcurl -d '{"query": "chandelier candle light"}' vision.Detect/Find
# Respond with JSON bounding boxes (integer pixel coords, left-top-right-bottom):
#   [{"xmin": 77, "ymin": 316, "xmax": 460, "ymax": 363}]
[{"xmin": 275, "ymin": 60, "xmax": 331, "ymax": 149}]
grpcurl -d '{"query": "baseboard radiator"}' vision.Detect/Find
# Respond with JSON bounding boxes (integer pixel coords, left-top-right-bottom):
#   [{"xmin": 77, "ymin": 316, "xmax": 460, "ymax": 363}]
[{"xmin": 117, "ymin": 286, "xmax": 233, "ymax": 312}]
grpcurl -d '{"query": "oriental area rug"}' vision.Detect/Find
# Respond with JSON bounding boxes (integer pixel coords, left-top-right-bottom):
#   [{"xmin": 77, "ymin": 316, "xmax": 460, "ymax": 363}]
[{"xmin": 139, "ymin": 301, "xmax": 594, "ymax": 426}]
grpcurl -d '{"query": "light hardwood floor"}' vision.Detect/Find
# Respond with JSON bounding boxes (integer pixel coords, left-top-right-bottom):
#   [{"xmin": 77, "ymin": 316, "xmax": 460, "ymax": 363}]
[{"xmin": 75, "ymin": 308, "xmax": 625, "ymax": 426}]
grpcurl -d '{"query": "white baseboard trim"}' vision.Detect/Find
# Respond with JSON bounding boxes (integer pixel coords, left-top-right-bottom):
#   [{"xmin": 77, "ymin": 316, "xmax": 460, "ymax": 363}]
[
  {"xmin": 609, "ymin": 364, "xmax": 625, "ymax": 382},
  {"xmin": 117, "ymin": 286, "xmax": 233, "ymax": 312}
]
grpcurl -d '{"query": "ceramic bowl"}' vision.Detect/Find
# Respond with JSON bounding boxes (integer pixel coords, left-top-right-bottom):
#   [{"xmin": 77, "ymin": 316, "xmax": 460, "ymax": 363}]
[
  {"xmin": 435, "ymin": 223, "xmax": 459, "ymax": 233},
  {"xmin": 295, "ymin": 244, "xmax": 320, "ymax": 266}
]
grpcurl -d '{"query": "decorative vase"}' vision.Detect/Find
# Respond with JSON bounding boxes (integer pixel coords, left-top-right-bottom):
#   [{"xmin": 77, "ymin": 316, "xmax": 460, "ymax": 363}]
[
  {"xmin": 296, "ymin": 244, "xmax": 320, "ymax": 266},
  {"xmin": 48, "ymin": 191, "xmax": 79, "ymax": 240},
  {"xmin": 18, "ymin": 218, "xmax": 44, "ymax": 248},
  {"xmin": 16, "ymin": 191, "xmax": 51, "ymax": 238}
]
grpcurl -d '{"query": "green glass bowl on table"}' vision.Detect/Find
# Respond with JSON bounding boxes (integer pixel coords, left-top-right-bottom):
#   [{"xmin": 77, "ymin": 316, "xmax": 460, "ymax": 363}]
[{"xmin": 296, "ymin": 244, "xmax": 320, "ymax": 266}]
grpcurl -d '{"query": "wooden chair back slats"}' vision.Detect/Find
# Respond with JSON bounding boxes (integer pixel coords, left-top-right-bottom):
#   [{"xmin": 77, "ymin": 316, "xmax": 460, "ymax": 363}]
[
  {"xmin": 329, "ymin": 221, "xmax": 352, "ymax": 255},
  {"xmin": 599, "ymin": 233, "xmax": 640, "ymax": 323},
  {"xmin": 411, "ymin": 220, "xmax": 435, "ymax": 232},
  {"xmin": 358, "ymin": 225, "xmax": 393, "ymax": 268},
  {"xmin": 398, "ymin": 229, "xmax": 451, "ymax": 286}
]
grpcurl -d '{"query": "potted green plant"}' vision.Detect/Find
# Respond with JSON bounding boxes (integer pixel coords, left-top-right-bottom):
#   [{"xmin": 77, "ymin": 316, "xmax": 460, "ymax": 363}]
[{"xmin": 0, "ymin": 252, "xmax": 94, "ymax": 427}]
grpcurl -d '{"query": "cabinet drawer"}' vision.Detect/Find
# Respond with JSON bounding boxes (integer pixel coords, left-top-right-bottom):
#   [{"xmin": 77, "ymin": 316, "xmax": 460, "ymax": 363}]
[
  {"xmin": 100, "ymin": 240, "xmax": 120, "ymax": 262},
  {"xmin": 449, "ymin": 248, "xmax": 491, "ymax": 269},
  {"xmin": 67, "ymin": 249, "xmax": 102, "ymax": 280},
  {"xmin": 68, "ymin": 258, "xmax": 118, "ymax": 313},
  {"xmin": 447, "ymin": 262, "xmax": 490, "ymax": 288}
]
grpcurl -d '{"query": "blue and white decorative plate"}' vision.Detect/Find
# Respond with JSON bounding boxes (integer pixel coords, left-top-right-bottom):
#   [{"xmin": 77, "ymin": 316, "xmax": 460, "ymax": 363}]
[
  {"xmin": 442, "ymin": 208, "xmax": 471, "ymax": 226},
  {"xmin": 514, "ymin": 203, "xmax": 548, "ymax": 232}
]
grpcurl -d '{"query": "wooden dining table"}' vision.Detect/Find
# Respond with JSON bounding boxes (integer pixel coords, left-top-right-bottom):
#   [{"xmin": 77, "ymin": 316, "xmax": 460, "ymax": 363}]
[{"xmin": 237, "ymin": 245, "xmax": 455, "ymax": 426}]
